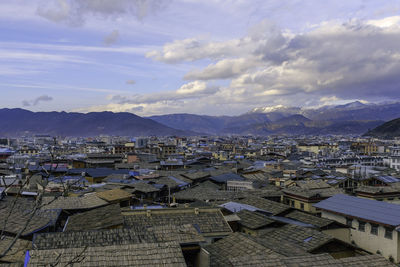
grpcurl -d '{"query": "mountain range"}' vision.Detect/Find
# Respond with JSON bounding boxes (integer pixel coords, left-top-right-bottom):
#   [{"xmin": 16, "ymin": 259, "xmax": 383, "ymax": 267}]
[
  {"xmin": 0, "ymin": 108, "xmax": 192, "ymax": 137},
  {"xmin": 150, "ymin": 101, "xmax": 400, "ymax": 136},
  {"xmin": 1, "ymin": 101, "xmax": 399, "ymax": 137}
]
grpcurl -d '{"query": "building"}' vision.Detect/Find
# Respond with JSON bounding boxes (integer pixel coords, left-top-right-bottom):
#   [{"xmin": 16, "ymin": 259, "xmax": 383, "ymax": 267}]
[
  {"xmin": 314, "ymin": 194, "xmax": 400, "ymax": 263},
  {"xmin": 388, "ymin": 147, "xmax": 400, "ymax": 171}
]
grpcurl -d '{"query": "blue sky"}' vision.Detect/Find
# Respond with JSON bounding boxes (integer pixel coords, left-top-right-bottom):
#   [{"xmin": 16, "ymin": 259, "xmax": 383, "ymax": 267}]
[{"xmin": 1, "ymin": 0, "xmax": 400, "ymax": 116}]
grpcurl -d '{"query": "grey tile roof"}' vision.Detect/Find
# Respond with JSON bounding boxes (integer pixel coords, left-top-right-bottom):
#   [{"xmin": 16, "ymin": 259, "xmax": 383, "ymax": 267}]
[
  {"xmin": 33, "ymin": 227, "xmax": 157, "ymax": 250},
  {"xmin": 0, "ymin": 237, "xmax": 31, "ymax": 264},
  {"xmin": 283, "ymin": 187, "xmax": 344, "ymax": 199},
  {"xmin": 41, "ymin": 194, "xmax": 108, "ymax": 210},
  {"xmin": 314, "ymin": 194, "xmax": 400, "ymax": 227},
  {"xmin": 174, "ymin": 182, "xmax": 282, "ymax": 202},
  {"xmin": 236, "ymin": 209, "xmax": 276, "ymax": 230},
  {"xmin": 260, "ymin": 224, "xmax": 334, "ymax": 252},
  {"xmin": 28, "ymin": 242, "xmax": 187, "ymax": 266},
  {"xmin": 0, "ymin": 200, "xmax": 61, "ymax": 236},
  {"xmin": 284, "ymin": 210, "xmax": 336, "ymax": 229},
  {"xmin": 338, "ymin": 254, "xmax": 398, "ymax": 266},
  {"xmin": 250, "ymin": 235, "xmax": 311, "ymax": 257},
  {"xmin": 236, "ymin": 196, "xmax": 291, "ymax": 215},
  {"xmin": 95, "ymin": 188, "xmax": 133, "ymax": 202},
  {"xmin": 355, "ymin": 186, "xmax": 400, "ymax": 194},
  {"xmin": 146, "ymin": 224, "xmax": 206, "ymax": 244},
  {"xmin": 131, "ymin": 182, "xmax": 160, "ymax": 193},
  {"xmin": 230, "ymin": 253, "xmax": 340, "ymax": 267},
  {"xmin": 64, "ymin": 204, "xmax": 123, "ymax": 232},
  {"xmin": 230, "ymin": 253, "xmax": 397, "ymax": 267},
  {"xmin": 33, "ymin": 224, "xmax": 204, "ymax": 250},
  {"xmin": 204, "ymin": 233, "xmax": 282, "ymax": 267},
  {"xmin": 123, "ymin": 208, "xmax": 232, "ymax": 235}
]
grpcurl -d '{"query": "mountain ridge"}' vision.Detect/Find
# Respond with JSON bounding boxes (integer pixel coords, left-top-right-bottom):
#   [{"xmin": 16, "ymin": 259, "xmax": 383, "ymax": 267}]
[{"xmin": 0, "ymin": 108, "xmax": 194, "ymax": 137}]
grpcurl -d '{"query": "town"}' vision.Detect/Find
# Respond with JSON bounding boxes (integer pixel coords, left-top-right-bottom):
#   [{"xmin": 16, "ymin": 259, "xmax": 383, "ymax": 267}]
[{"xmin": 1, "ymin": 133, "xmax": 400, "ymax": 266}]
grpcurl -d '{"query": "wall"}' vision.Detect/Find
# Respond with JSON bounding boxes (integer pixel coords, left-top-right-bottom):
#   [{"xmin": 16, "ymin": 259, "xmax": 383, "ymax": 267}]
[{"xmin": 321, "ymin": 211, "xmax": 399, "ymax": 263}]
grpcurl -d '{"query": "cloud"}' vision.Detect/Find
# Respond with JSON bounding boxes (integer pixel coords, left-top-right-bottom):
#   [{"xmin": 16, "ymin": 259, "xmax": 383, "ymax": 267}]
[
  {"xmin": 148, "ymin": 17, "xmax": 400, "ymax": 109},
  {"xmin": 126, "ymin": 79, "xmax": 136, "ymax": 85},
  {"xmin": 103, "ymin": 30, "xmax": 119, "ymax": 46},
  {"xmin": 22, "ymin": 95, "xmax": 53, "ymax": 107},
  {"xmin": 110, "ymin": 81, "xmax": 219, "ymax": 105},
  {"xmin": 36, "ymin": 0, "xmax": 170, "ymax": 26},
  {"xmin": 79, "ymin": 16, "xmax": 400, "ymax": 116}
]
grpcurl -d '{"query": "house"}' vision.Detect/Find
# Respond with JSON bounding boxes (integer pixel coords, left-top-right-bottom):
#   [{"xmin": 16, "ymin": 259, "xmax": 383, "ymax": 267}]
[
  {"xmin": 0, "ymin": 237, "xmax": 31, "ymax": 265},
  {"xmin": 230, "ymin": 253, "xmax": 396, "ymax": 267},
  {"xmin": 355, "ymin": 186, "xmax": 400, "ymax": 203},
  {"xmin": 96, "ymin": 188, "xmax": 133, "ymax": 206},
  {"xmin": 235, "ymin": 209, "xmax": 280, "ymax": 236},
  {"xmin": 282, "ymin": 187, "xmax": 343, "ymax": 214},
  {"xmin": 63, "ymin": 204, "xmax": 124, "ymax": 232},
  {"xmin": 261, "ymin": 224, "xmax": 359, "ymax": 258},
  {"xmin": 314, "ymin": 194, "xmax": 400, "ymax": 263},
  {"xmin": 27, "ymin": 242, "xmax": 187, "ymax": 266},
  {"xmin": 202, "ymin": 232, "xmax": 282, "ymax": 266},
  {"xmin": 122, "ymin": 207, "xmax": 232, "ymax": 243}
]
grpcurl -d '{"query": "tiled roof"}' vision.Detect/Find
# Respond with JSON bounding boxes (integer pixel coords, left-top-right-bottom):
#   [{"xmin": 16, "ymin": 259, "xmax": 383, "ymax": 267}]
[
  {"xmin": 284, "ymin": 210, "xmax": 336, "ymax": 229},
  {"xmin": 95, "ymin": 188, "xmax": 132, "ymax": 202},
  {"xmin": 28, "ymin": 242, "xmax": 187, "ymax": 267},
  {"xmin": 0, "ymin": 201, "xmax": 61, "ymax": 236},
  {"xmin": 33, "ymin": 224, "xmax": 204, "ymax": 250},
  {"xmin": 236, "ymin": 210, "xmax": 276, "ymax": 230},
  {"xmin": 283, "ymin": 187, "xmax": 344, "ymax": 199},
  {"xmin": 204, "ymin": 233, "xmax": 282, "ymax": 267},
  {"xmin": 338, "ymin": 254, "xmax": 398, "ymax": 266},
  {"xmin": 123, "ymin": 208, "xmax": 232, "ymax": 235},
  {"xmin": 64, "ymin": 204, "xmax": 123, "ymax": 232},
  {"xmin": 236, "ymin": 197, "xmax": 291, "ymax": 215},
  {"xmin": 41, "ymin": 194, "xmax": 108, "ymax": 210},
  {"xmin": 260, "ymin": 224, "xmax": 334, "ymax": 252},
  {"xmin": 0, "ymin": 237, "xmax": 31, "ymax": 264},
  {"xmin": 314, "ymin": 194, "xmax": 400, "ymax": 227},
  {"xmin": 229, "ymin": 253, "xmax": 397, "ymax": 267},
  {"xmin": 230, "ymin": 253, "xmax": 340, "ymax": 267}
]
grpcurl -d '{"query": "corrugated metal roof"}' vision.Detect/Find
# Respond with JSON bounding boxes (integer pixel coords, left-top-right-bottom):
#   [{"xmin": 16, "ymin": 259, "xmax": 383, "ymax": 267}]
[{"xmin": 314, "ymin": 194, "xmax": 400, "ymax": 227}]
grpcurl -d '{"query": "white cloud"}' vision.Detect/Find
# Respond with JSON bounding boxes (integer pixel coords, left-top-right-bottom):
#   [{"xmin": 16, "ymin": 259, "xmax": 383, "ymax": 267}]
[
  {"xmin": 116, "ymin": 16, "xmax": 400, "ymax": 114},
  {"xmin": 36, "ymin": 0, "xmax": 170, "ymax": 26}
]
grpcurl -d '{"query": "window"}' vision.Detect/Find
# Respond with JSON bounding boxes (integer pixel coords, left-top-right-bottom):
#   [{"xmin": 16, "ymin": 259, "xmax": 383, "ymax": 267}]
[
  {"xmin": 346, "ymin": 217, "xmax": 353, "ymax": 227},
  {"xmin": 385, "ymin": 228, "xmax": 393, "ymax": 239},
  {"xmin": 358, "ymin": 221, "xmax": 365, "ymax": 232},
  {"xmin": 371, "ymin": 224, "xmax": 378, "ymax": 235},
  {"xmin": 290, "ymin": 200, "xmax": 295, "ymax": 207},
  {"xmin": 300, "ymin": 203, "xmax": 305, "ymax": 210}
]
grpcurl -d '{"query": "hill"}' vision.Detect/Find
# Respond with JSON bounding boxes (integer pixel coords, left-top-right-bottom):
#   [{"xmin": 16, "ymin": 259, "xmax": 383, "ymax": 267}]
[
  {"xmin": 0, "ymin": 109, "xmax": 192, "ymax": 137},
  {"xmin": 364, "ymin": 118, "xmax": 400, "ymax": 138}
]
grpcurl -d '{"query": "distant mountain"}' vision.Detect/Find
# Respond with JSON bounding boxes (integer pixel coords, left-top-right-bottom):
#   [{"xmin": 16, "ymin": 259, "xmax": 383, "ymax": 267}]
[
  {"xmin": 0, "ymin": 109, "xmax": 192, "ymax": 137},
  {"xmin": 149, "ymin": 113, "xmax": 271, "ymax": 135},
  {"xmin": 250, "ymin": 101, "xmax": 400, "ymax": 122},
  {"xmin": 149, "ymin": 101, "xmax": 396, "ymax": 136},
  {"xmin": 364, "ymin": 118, "xmax": 400, "ymax": 138}
]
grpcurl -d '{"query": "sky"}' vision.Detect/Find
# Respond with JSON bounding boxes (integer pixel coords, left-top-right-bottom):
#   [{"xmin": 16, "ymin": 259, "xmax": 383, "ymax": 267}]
[{"xmin": 1, "ymin": 0, "xmax": 400, "ymax": 116}]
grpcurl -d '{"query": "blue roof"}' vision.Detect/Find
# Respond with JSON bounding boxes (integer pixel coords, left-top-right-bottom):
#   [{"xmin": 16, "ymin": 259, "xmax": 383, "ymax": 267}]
[
  {"xmin": 314, "ymin": 194, "xmax": 400, "ymax": 227},
  {"xmin": 376, "ymin": 176, "xmax": 400, "ymax": 183}
]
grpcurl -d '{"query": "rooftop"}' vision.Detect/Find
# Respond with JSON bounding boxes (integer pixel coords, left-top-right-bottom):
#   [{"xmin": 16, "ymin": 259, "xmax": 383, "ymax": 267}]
[{"xmin": 314, "ymin": 194, "xmax": 400, "ymax": 227}]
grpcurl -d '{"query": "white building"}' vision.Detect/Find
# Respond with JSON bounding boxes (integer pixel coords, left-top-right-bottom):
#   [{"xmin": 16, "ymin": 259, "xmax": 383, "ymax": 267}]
[
  {"xmin": 389, "ymin": 147, "xmax": 400, "ymax": 171},
  {"xmin": 314, "ymin": 194, "xmax": 400, "ymax": 263}
]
